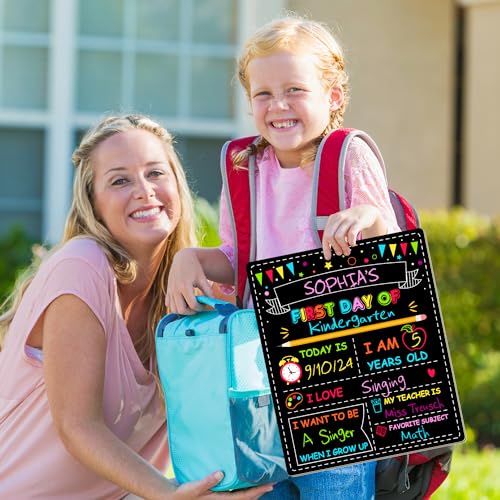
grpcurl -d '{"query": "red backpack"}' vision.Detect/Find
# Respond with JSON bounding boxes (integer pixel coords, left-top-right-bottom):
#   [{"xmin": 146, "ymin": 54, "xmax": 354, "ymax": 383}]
[
  {"xmin": 221, "ymin": 128, "xmax": 419, "ymax": 307},
  {"xmin": 220, "ymin": 128, "xmax": 452, "ymax": 499}
]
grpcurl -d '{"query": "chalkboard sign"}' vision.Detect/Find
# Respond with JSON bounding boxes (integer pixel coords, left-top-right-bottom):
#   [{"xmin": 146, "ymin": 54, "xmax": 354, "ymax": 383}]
[{"xmin": 247, "ymin": 229, "xmax": 465, "ymax": 475}]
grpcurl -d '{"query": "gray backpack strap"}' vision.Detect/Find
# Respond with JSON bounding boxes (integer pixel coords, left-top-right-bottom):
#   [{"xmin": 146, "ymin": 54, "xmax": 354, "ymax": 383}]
[
  {"xmin": 220, "ymin": 137, "xmax": 259, "ymax": 307},
  {"xmin": 243, "ymin": 154, "xmax": 257, "ymax": 306}
]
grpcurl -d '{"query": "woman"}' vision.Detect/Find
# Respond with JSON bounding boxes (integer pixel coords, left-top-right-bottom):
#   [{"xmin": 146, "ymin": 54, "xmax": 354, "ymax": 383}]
[{"xmin": 0, "ymin": 114, "xmax": 273, "ymax": 499}]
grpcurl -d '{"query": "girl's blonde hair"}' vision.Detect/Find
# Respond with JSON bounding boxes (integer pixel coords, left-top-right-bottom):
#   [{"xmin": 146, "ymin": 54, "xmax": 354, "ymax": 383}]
[
  {"xmin": 234, "ymin": 15, "xmax": 350, "ymax": 167},
  {"xmin": 0, "ymin": 114, "xmax": 197, "ymax": 373}
]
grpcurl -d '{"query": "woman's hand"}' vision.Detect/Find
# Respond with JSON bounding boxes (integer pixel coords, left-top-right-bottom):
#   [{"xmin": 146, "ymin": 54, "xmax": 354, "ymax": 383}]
[
  {"xmin": 172, "ymin": 471, "xmax": 273, "ymax": 499},
  {"xmin": 322, "ymin": 204, "xmax": 387, "ymax": 260}
]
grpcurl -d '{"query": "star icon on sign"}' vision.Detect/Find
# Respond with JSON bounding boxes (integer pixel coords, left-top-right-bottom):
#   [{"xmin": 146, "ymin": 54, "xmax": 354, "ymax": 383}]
[{"xmin": 324, "ymin": 261, "xmax": 333, "ymax": 270}]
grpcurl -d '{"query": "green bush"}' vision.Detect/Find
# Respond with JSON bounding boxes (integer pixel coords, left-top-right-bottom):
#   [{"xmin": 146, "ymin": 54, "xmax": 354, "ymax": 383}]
[
  {"xmin": 0, "ymin": 225, "xmax": 36, "ymax": 304},
  {"xmin": 194, "ymin": 197, "xmax": 221, "ymax": 247},
  {"xmin": 421, "ymin": 208, "xmax": 500, "ymax": 446}
]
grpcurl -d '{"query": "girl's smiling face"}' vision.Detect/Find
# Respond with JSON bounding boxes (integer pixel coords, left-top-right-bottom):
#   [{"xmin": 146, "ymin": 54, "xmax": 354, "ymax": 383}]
[
  {"xmin": 248, "ymin": 50, "xmax": 342, "ymax": 168},
  {"xmin": 92, "ymin": 129, "xmax": 181, "ymax": 259}
]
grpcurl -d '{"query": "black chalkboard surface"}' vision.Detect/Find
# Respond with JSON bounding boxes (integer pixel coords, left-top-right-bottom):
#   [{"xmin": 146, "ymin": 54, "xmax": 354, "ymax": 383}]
[{"xmin": 247, "ymin": 229, "xmax": 465, "ymax": 475}]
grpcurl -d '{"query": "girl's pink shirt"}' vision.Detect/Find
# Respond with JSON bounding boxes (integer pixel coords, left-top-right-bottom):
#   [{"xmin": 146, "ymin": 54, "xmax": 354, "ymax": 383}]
[
  {"xmin": 219, "ymin": 139, "xmax": 400, "ymax": 305},
  {"xmin": 0, "ymin": 238, "xmax": 168, "ymax": 499}
]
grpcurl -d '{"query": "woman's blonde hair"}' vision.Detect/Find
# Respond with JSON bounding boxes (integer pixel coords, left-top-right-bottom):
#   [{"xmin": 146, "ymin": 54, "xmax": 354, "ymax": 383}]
[
  {"xmin": 234, "ymin": 15, "xmax": 350, "ymax": 167},
  {"xmin": 0, "ymin": 114, "xmax": 197, "ymax": 372}
]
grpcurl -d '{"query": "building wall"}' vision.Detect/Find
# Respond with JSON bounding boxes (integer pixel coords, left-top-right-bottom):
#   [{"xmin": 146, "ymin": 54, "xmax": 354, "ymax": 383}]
[
  {"xmin": 0, "ymin": 0, "xmax": 498, "ymax": 247},
  {"xmin": 289, "ymin": 0, "xmax": 456, "ymax": 211},
  {"xmin": 463, "ymin": 1, "xmax": 500, "ymax": 215}
]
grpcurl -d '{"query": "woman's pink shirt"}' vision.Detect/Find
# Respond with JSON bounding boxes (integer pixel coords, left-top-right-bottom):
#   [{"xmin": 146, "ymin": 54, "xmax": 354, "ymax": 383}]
[{"xmin": 0, "ymin": 238, "xmax": 168, "ymax": 499}]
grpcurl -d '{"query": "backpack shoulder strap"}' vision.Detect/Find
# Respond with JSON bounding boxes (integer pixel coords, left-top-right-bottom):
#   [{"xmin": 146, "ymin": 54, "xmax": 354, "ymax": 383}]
[
  {"xmin": 311, "ymin": 128, "xmax": 351, "ymax": 246},
  {"xmin": 312, "ymin": 128, "xmax": 387, "ymax": 245},
  {"xmin": 389, "ymin": 190, "xmax": 420, "ymax": 231},
  {"xmin": 222, "ymin": 129, "xmax": 418, "ymax": 304},
  {"xmin": 220, "ymin": 136, "xmax": 258, "ymax": 306},
  {"xmin": 311, "ymin": 128, "xmax": 418, "ymax": 246}
]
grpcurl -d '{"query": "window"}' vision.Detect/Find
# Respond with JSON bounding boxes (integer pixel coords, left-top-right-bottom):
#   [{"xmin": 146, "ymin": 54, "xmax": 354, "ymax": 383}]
[
  {"xmin": 74, "ymin": 0, "xmax": 238, "ymax": 204},
  {"xmin": 0, "ymin": 0, "xmax": 50, "ymax": 238},
  {"xmin": 175, "ymin": 135, "xmax": 230, "ymax": 203},
  {"xmin": 75, "ymin": 0, "xmax": 237, "ymax": 121},
  {"xmin": 0, "ymin": 0, "xmax": 50, "ymax": 111},
  {"xmin": 0, "ymin": 128, "xmax": 44, "ymax": 239},
  {"xmin": 3, "ymin": 0, "xmax": 50, "ymax": 33}
]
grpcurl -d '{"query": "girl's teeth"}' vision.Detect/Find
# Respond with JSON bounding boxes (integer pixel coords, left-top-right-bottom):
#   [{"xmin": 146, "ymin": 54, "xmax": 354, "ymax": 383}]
[
  {"xmin": 273, "ymin": 120, "xmax": 297, "ymax": 129},
  {"xmin": 131, "ymin": 207, "xmax": 161, "ymax": 219}
]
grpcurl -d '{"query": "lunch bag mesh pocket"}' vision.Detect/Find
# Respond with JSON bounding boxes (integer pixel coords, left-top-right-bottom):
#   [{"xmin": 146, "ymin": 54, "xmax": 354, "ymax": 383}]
[
  {"xmin": 226, "ymin": 311, "xmax": 287, "ymax": 484},
  {"xmin": 229, "ymin": 393, "xmax": 287, "ymax": 484},
  {"xmin": 228, "ymin": 312, "xmax": 269, "ymax": 392}
]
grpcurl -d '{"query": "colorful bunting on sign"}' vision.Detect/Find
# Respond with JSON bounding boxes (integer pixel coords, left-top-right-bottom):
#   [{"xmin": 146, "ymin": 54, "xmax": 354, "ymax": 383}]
[{"xmin": 276, "ymin": 266, "xmax": 284, "ymax": 279}]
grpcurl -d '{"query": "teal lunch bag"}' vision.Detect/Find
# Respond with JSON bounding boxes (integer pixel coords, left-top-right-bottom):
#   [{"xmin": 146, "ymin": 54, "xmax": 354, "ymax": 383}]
[{"xmin": 155, "ymin": 296, "xmax": 287, "ymax": 491}]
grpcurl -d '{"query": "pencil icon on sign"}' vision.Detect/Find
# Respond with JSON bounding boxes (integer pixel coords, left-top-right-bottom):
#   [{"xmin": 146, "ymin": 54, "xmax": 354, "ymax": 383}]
[{"xmin": 279, "ymin": 314, "xmax": 427, "ymax": 348}]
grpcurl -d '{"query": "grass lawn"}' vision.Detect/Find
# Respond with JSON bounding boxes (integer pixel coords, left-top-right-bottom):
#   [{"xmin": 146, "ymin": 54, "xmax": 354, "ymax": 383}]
[{"xmin": 433, "ymin": 448, "xmax": 500, "ymax": 499}]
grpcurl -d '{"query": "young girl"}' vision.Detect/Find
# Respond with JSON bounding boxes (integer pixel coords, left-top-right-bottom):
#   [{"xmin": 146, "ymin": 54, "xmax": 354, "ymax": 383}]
[{"xmin": 166, "ymin": 16, "xmax": 401, "ymax": 499}]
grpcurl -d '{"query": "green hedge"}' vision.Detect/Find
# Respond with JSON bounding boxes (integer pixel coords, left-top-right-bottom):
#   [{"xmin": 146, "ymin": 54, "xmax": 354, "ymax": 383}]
[
  {"xmin": 0, "ymin": 225, "xmax": 36, "ymax": 305},
  {"xmin": 1, "ymin": 205, "xmax": 498, "ymax": 446},
  {"xmin": 420, "ymin": 209, "xmax": 500, "ymax": 447},
  {"xmin": 194, "ymin": 197, "xmax": 221, "ymax": 247}
]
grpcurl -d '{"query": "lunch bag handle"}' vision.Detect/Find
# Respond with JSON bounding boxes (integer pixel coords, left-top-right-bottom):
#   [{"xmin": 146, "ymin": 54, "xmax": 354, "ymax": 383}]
[{"xmin": 196, "ymin": 296, "xmax": 239, "ymax": 316}]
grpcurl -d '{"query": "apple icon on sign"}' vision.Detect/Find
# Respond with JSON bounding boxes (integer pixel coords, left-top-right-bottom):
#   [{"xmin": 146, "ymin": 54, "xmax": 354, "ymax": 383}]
[{"xmin": 401, "ymin": 323, "xmax": 427, "ymax": 351}]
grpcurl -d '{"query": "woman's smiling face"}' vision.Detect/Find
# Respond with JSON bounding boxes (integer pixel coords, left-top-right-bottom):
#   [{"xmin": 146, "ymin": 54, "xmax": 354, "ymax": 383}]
[{"xmin": 92, "ymin": 129, "xmax": 181, "ymax": 258}]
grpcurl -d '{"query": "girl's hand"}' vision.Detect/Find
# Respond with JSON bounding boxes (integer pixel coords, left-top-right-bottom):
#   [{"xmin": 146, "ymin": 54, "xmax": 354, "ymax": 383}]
[
  {"xmin": 166, "ymin": 248, "xmax": 235, "ymax": 315},
  {"xmin": 172, "ymin": 471, "xmax": 274, "ymax": 499},
  {"xmin": 165, "ymin": 248, "xmax": 213, "ymax": 315},
  {"xmin": 322, "ymin": 204, "xmax": 386, "ymax": 260}
]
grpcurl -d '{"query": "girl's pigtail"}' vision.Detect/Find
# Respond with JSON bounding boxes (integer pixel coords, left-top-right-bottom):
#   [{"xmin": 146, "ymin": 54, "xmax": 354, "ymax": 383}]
[
  {"xmin": 324, "ymin": 107, "xmax": 344, "ymax": 136},
  {"xmin": 301, "ymin": 107, "xmax": 344, "ymax": 166},
  {"xmin": 232, "ymin": 137, "xmax": 269, "ymax": 169}
]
